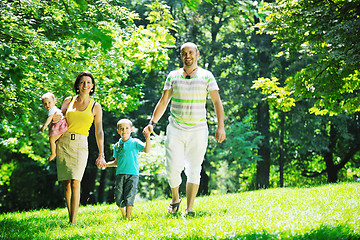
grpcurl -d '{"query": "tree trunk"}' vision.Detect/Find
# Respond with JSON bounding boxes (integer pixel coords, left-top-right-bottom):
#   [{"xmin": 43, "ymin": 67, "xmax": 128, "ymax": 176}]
[
  {"xmin": 324, "ymin": 123, "xmax": 338, "ymax": 183},
  {"xmin": 279, "ymin": 112, "xmax": 285, "ymax": 187},
  {"xmin": 256, "ymin": 101, "xmax": 271, "ymax": 189}
]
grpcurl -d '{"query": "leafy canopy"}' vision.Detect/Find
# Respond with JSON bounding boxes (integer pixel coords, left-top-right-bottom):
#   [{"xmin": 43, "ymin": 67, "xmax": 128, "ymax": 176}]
[
  {"xmin": 0, "ymin": 0, "xmax": 175, "ymax": 162},
  {"xmin": 254, "ymin": 0, "xmax": 360, "ymax": 115}
]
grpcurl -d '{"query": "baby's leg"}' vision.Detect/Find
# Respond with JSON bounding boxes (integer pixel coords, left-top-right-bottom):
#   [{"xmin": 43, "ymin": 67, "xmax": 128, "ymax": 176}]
[{"xmin": 48, "ymin": 134, "xmax": 62, "ymax": 161}]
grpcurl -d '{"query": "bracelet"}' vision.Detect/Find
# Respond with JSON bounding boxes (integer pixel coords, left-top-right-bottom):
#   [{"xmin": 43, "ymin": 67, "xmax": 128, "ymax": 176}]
[
  {"xmin": 99, "ymin": 154, "xmax": 105, "ymax": 158},
  {"xmin": 149, "ymin": 120, "xmax": 157, "ymax": 127}
]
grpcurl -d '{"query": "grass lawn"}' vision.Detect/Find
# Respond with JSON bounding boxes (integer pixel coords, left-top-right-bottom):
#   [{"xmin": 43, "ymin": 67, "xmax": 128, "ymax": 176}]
[{"xmin": 1, "ymin": 182, "xmax": 359, "ymax": 239}]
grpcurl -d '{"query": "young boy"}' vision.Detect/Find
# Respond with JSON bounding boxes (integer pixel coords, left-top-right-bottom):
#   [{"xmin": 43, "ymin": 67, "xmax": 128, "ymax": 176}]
[{"xmin": 105, "ymin": 119, "xmax": 151, "ymax": 220}]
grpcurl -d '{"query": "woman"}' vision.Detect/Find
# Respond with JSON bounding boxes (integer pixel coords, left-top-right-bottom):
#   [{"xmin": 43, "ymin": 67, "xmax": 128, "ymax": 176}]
[{"xmin": 54, "ymin": 71, "xmax": 106, "ymax": 224}]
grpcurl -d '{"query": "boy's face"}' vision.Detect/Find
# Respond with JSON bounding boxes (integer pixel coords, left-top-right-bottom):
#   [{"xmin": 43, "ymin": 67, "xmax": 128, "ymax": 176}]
[
  {"xmin": 117, "ymin": 123, "xmax": 132, "ymax": 139},
  {"xmin": 42, "ymin": 97, "xmax": 55, "ymax": 110}
]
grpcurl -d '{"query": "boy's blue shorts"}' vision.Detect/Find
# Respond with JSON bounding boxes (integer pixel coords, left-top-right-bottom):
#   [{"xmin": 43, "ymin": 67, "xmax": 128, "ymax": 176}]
[{"xmin": 114, "ymin": 174, "xmax": 139, "ymax": 208}]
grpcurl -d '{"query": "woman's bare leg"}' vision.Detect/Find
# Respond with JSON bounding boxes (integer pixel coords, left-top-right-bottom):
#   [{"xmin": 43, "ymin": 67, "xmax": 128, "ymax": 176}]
[
  {"xmin": 70, "ymin": 179, "xmax": 81, "ymax": 224},
  {"xmin": 63, "ymin": 180, "xmax": 72, "ymax": 223}
]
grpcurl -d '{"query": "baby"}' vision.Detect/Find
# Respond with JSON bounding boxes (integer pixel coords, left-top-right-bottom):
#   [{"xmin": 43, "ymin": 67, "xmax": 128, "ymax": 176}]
[{"xmin": 41, "ymin": 92, "xmax": 68, "ymax": 161}]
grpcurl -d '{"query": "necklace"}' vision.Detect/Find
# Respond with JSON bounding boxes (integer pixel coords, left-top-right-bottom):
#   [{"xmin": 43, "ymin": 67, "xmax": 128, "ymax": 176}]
[{"xmin": 184, "ymin": 67, "xmax": 197, "ymax": 79}]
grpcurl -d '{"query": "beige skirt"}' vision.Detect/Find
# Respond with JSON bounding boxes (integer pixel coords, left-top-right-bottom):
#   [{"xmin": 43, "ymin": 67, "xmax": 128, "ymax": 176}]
[{"xmin": 56, "ymin": 132, "xmax": 88, "ymax": 181}]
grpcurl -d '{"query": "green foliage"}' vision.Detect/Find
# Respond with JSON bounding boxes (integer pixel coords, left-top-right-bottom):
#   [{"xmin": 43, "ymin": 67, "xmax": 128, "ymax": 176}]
[
  {"xmin": 252, "ymin": 77, "xmax": 295, "ymax": 112},
  {"xmin": 0, "ymin": 0, "xmax": 175, "ymax": 163},
  {"xmin": 1, "ymin": 157, "xmax": 62, "ymax": 212},
  {"xmin": 138, "ymin": 132, "xmax": 168, "ymax": 200},
  {"xmin": 257, "ymin": 0, "xmax": 360, "ymax": 115},
  {"xmin": 208, "ymin": 115, "xmax": 263, "ymax": 193},
  {"xmin": 221, "ymin": 115, "xmax": 263, "ymax": 166},
  {"xmin": 1, "ymin": 183, "xmax": 359, "ymax": 239}
]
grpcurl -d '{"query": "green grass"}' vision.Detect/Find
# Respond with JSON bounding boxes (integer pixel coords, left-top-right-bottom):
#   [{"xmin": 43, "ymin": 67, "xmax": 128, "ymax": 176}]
[{"xmin": 1, "ymin": 183, "xmax": 359, "ymax": 239}]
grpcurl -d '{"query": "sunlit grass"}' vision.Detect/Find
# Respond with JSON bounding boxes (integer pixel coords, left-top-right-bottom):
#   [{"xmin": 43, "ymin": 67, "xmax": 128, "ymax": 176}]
[{"xmin": 1, "ymin": 183, "xmax": 359, "ymax": 239}]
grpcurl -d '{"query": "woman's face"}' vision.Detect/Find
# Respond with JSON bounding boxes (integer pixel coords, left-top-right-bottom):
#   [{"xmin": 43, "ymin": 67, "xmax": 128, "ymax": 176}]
[{"xmin": 78, "ymin": 76, "xmax": 94, "ymax": 94}]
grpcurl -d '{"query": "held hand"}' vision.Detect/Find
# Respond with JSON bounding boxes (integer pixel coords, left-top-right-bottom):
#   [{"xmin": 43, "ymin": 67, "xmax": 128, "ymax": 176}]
[
  {"xmin": 41, "ymin": 127, "xmax": 45, "ymax": 133},
  {"xmin": 142, "ymin": 125, "xmax": 153, "ymax": 136},
  {"xmin": 215, "ymin": 127, "xmax": 226, "ymax": 143},
  {"xmin": 143, "ymin": 127, "xmax": 151, "ymax": 138},
  {"xmin": 96, "ymin": 155, "xmax": 106, "ymax": 168},
  {"xmin": 52, "ymin": 113, "xmax": 61, "ymax": 123}
]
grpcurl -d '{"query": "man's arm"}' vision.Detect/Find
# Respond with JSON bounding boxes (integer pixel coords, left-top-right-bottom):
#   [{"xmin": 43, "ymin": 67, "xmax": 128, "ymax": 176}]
[
  {"xmin": 209, "ymin": 90, "xmax": 226, "ymax": 143},
  {"xmin": 143, "ymin": 89, "xmax": 172, "ymax": 134}
]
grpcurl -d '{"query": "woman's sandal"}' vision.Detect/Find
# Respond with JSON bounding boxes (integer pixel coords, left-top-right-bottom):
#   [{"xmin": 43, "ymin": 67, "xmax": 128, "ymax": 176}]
[{"xmin": 167, "ymin": 198, "xmax": 182, "ymax": 214}]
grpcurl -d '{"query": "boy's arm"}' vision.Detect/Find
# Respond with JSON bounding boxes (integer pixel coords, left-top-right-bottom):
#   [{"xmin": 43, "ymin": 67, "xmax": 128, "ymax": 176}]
[
  {"xmin": 143, "ymin": 133, "xmax": 151, "ymax": 153},
  {"xmin": 41, "ymin": 114, "xmax": 54, "ymax": 132},
  {"xmin": 105, "ymin": 158, "xmax": 118, "ymax": 167}
]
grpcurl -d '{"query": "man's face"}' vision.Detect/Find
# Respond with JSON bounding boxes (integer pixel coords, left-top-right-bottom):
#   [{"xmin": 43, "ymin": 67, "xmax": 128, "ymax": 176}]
[{"xmin": 181, "ymin": 46, "xmax": 199, "ymax": 67}]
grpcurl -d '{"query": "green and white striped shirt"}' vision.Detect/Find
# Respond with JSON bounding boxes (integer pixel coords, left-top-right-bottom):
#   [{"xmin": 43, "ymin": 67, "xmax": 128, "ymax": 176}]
[{"xmin": 164, "ymin": 67, "xmax": 219, "ymax": 130}]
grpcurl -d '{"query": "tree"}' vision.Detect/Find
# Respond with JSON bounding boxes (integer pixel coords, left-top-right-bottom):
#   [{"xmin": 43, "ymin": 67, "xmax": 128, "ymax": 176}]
[
  {"xmin": 255, "ymin": 0, "xmax": 360, "ymax": 115},
  {"xmin": 253, "ymin": 0, "xmax": 360, "ymax": 183}
]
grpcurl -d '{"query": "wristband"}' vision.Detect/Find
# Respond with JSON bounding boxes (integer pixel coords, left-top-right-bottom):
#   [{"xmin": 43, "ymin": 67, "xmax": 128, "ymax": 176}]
[
  {"xmin": 99, "ymin": 154, "xmax": 105, "ymax": 158},
  {"xmin": 149, "ymin": 120, "xmax": 157, "ymax": 127}
]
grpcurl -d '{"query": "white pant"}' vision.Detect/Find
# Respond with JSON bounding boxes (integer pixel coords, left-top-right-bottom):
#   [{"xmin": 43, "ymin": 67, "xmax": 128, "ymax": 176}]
[{"xmin": 164, "ymin": 122, "xmax": 208, "ymax": 188}]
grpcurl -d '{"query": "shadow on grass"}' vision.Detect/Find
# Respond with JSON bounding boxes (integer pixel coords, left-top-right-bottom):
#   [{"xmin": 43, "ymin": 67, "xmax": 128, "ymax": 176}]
[
  {"xmin": 1, "ymin": 217, "xmax": 359, "ymax": 240},
  {"xmin": 0, "ymin": 215, "xmax": 70, "ymax": 240}
]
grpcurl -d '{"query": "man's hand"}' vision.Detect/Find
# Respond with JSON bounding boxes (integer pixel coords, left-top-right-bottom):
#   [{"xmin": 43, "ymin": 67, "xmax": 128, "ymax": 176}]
[{"xmin": 215, "ymin": 127, "xmax": 226, "ymax": 143}]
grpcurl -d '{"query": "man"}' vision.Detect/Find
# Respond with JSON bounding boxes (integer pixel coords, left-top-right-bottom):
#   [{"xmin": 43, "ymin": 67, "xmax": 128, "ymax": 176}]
[{"xmin": 143, "ymin": 42, "xmax": 226, "ymax": 216}]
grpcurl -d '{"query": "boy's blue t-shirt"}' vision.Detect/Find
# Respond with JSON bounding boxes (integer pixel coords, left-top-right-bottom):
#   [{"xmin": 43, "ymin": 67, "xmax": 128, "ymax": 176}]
[{"xmin": 113, "ymin": 137, "xmax": 145, "ymax": 175}]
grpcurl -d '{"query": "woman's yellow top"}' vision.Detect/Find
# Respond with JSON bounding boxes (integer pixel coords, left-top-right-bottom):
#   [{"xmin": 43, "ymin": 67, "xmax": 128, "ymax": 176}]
[{"xmin": 66, "ymin": 96, "xmax": 94, "ymax": 136}]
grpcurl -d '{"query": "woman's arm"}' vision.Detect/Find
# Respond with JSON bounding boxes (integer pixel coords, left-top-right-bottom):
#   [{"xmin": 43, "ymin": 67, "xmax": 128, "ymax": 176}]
[
  {"xmin": 52, "ymin": 97, "xmax": 72, "ymax": 123},
  {"xmin": 93, "ymin": 102, "xmax": 106, "ymax": 167}
]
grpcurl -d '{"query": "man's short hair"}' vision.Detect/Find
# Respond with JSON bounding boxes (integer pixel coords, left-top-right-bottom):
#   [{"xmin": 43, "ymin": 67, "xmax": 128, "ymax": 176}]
[{"xmin": 180, "ymin": 42, "xmax": 198, "ymax": 53}]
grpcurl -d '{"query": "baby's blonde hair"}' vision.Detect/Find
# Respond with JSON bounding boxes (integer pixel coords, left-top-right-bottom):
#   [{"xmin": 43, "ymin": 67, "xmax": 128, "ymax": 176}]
[
  {"xmin": 41, "ymin": 92, "xmax": 56, "ymax": 103},
  {"xmin": 117, "ymin": 119, "xmax": 133, "ymax": 129}
]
